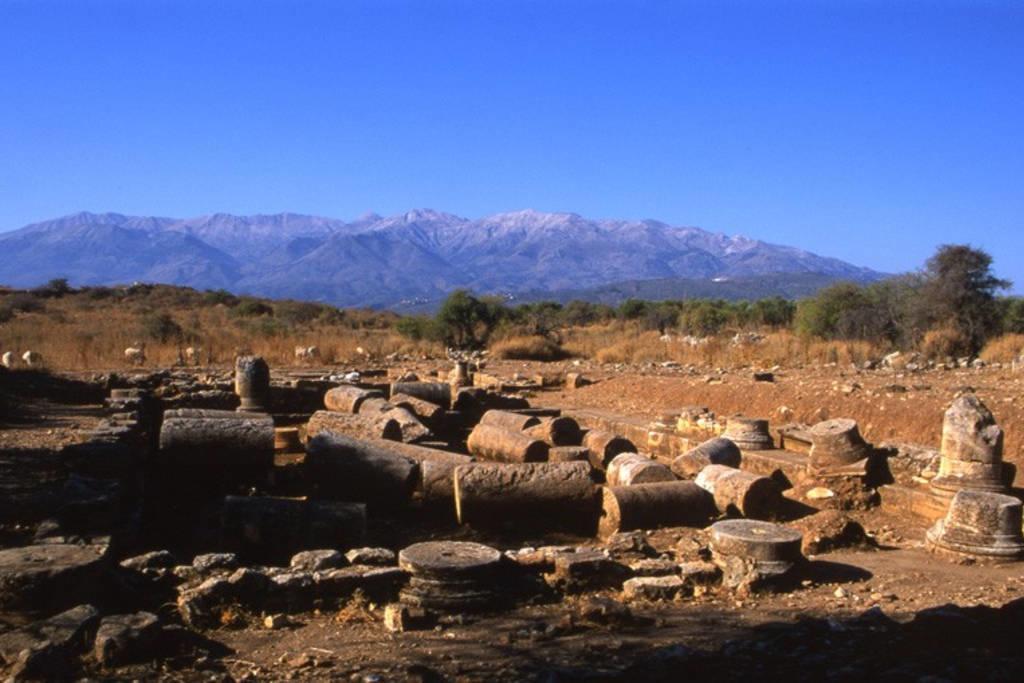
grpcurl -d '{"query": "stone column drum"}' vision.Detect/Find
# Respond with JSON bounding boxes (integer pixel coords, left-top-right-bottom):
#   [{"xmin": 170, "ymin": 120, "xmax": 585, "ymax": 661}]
[
  {"xmin": 808, "ymin": 418, "xmax": 871, "ymax": 475},
  {"xmin": 926, "ymin": 489, "xmax": 1024, "ymax": 562},
  {"xmin": 235, "ymin": 355, "xmax": 270, "ymax": 412},
  {"xmin": 930, "ymin": 395, "xmax": 1007, "ymax": 495},
  {"xmin": 722, "ymin": 417, "xmax": 774, "ymax": 451}
]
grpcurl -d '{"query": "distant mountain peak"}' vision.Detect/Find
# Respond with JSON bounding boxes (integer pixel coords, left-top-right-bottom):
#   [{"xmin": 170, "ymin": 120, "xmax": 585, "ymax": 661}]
[{"xmin": 0, "ymin": 209, "xmax": 882, "ymax": 308}]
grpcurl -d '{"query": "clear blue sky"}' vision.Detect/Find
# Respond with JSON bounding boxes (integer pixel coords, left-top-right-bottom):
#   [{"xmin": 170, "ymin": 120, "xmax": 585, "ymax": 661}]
[{"xmin": 1, "ymin": 1, "xmax": 1022, "ymax": 289}]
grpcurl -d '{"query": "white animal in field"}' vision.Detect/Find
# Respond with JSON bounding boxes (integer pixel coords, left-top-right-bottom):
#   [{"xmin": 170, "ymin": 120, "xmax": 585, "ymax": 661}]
[
  {"xmin": 124, "ymin": 344, "xmax": 146, "ymax": 366},
  {"xmin": 294, "ymin": 345, "xmax": 321, "ymax": 362},
  {"xmin": 21, "ymin": 350, "xmax": 41, "ymax": 366},
  {"xmin": 184, "ymin": 346, "xmax": 202, "ymax": 365},
  {"xmin": 1, "ymin": 351, "xmax": 12, "ymax": 368}
]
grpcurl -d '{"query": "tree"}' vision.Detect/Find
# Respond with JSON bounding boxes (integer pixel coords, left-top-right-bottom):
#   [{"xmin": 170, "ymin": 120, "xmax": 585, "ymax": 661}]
[
  {"xmin": 436, "ymin": 290, "xmax": 504, "ymax": 349},
  {"xmin": 920, "ymin": 245, "xmax": 1010, "ymax": 354}
]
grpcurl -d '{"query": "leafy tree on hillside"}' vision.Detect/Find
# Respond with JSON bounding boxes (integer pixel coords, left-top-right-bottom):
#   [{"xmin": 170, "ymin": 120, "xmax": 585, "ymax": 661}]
[
  {"xmin": 436, "ymin": 290, "xmax": 503, "ymax": 349},
  {"xmin": 920, "ymin": 245, "xmax": 1010, "ymax": 354}
]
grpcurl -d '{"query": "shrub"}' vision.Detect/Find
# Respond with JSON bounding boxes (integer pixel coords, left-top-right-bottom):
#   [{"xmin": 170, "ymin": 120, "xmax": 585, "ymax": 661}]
[
  {"xmin": 203, "ymin": 289, "xmax": 239, "ymax": 307},
  {"xmin": 231, "ymin": 299, "xmax": 274, "ymax": 318},
  {"xmin": 920, "ymin": 326, "xmax": 971, "ymax": 360},
  {"xmin": 32, "ymin": 278, "xmax": 73, "ymax": 298},
  {"xmin": 142, "ymin": 312, "xmax": 183, "ymax": 343},
  {"xmin": 979, "ymin": 334, "xmax": 1024, "ymax": 363},
  {"xmin": 3, "ymin": 293, "xmax": 45, "ymax": 314},
  {"xmin": 491, "ymin": 335, "xmax": 571, "ymax": 361}
]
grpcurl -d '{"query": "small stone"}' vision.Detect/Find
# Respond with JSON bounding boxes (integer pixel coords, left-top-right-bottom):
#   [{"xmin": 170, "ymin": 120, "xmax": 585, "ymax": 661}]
[
  {"xmin": 120, "ymin": 550, "xmax": 176, "ymax": 571},
  {"xmin": 264, "ymin": 614, "xmax": 287, "ymax": 629},
  {"xmin": 345, "ymin": 547, "xmax": 397, "ymax": 567},
  {"xmin": 383, "ymin": 603, "xmax": 432, "ymax": 633},
  {"xmin": 834, "ymin": 587, "xmax": 848, "ymax": 599},
  {"xmin": 623, "ymin": 576, "xmax": 684, "ymax": 601},
  {"xmin": 192, "ymin": 553, "xmax": 239, "ymax": 573},
  {"xmin": 290, "ymin": 549, "xmax": 346, "ymax": 572},
  {"xmin": 805, "ymin": 487, "xmax": 835, "ymax": 500},
  {"xmin": 94, "ymin": 611, "xmax": 161, "ymax": 666}
]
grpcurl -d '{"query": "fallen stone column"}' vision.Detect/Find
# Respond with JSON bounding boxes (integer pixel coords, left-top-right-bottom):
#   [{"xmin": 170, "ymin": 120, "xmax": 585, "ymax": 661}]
[
  {"xmin": 324, "ymin": 385, "xmax": 384, "ymax": 413},
  {"xmin": 583, "ymin": 430, "xmax": 636, "ymax": 470},
  {"xmin": 599, "ymin": 482, "xmax": 715, "ymax": 537},
  {"xmin": 479, "ymin": 409, "xmax": 541, "ymax": 432},
  {"xmin": 467, "ymin": 423, "xmax": 549, "ymax": 463},
  {"xmin": 549, "ymin": 446, "xmax": 592, "ymax": 463},
  {"xmin": 305, "ymin": 433, "xmax": 420, "ymax": 509},
  {"xmin": 695, "ymin": 464, "xmax": 783, "ymax": 519},
  {"xmin": 158, "ymin": 408, "xmax": 275, "ymax": 474},
  {"xmin": 307, "ymin": 410, "xmax": 403, "ymax": 442},
  {"xmin": 454, "ymin": 461, "xmax": 599, "ymax": 533},
  {"xmin": 378, "ymin": 406, "xmax": 432, "ymax": 443},
  {"xmin": 606, "ymin": 453, "xmax": 675, "ymax": 486},
  {"xmin": 524, "ymin": 416, "xmax": 583, "ymax": 447},
  {"xmin": 221, "ymin": 495, "xmax": 366, "ymax": 565},
  {"xmin": 390, "ymin": 381, "xmax": 452, "ymax": 409},
  {"xmin": 390, "ymin": 393, "xmax": 446, "ymax": 429},
  {"xmin": 671, "ymin": 437, "xmax": 742, "ymax": 478}
]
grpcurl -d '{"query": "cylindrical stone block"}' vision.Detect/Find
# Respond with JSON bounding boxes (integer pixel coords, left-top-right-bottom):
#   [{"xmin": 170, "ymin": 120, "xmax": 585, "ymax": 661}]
[
  {"xmin": 599, "ymin": 482, "xmax": 715, "ymax": 537},
  {"xmin": 221, "ymin": 495, "xmax": 366, "ymax": 564},
  {"xmin": 390, "ymin": 381, "xmax": 452, "ymax": 409},
  {"xmin": 305, "ymin": 433, "xmax": 420, "ymax": 510},
  {"xmin": 467, "ymin": 424, "xmax": 549, "ymax": 463},
  {"xmin": 671, "ymin": 437, "xmax": 742, "ymax": 479},
  {"xmin": 808, "ymin": 418, "xmax": 870, "ymax": 473},
  {"xmin": 158, "ymin": 408, "xmax": 275, "ymax": 475},
  {"xmin": 722, "ymin": 417, "xmax": 774, "ymax": 451},
  {"xmin": 234, "ymin": 356, "xmax": 270, "ymax": 412},
  {"xmin": 709, "ymin": 519, "xmax": 804, "ymax": 578},
  {"xmin": 606, "ymin": 453, "xmax": 676, "ymax": 487},
  {"xmin": 453, "ymin": 461, "xmax": 599, "ymax": 533},
  {"xmin": 549, "ymin": 446, "xmax": 592, "ymax": 463},
  {"xmin": 324, "ymin": 386, "xmax": 383, "ymax": 413},
  {"xmin": 479, "ymin": 410, "xmax": 541, "ymax": 432},
  {"xmin": 306, "ymin": 410, "xmax": 403, "ymax": 442},
  {"xmin": 926, "ymin": 489, "xmax": 1024, "ymax": 562},
  {"xmin": 931, "ymin": 395, "xmax": 1007, "ymax": 494},
  {"xmin": 583, "ymin": 430, "xmax": 637, "ymax": 470},
  {"xmin": 524, "ymin": 416, "xmax": 583, "ymax": 447},
  {"xmin": 695, "ymin": 465, "xmax": 783, "ymax": 519}
]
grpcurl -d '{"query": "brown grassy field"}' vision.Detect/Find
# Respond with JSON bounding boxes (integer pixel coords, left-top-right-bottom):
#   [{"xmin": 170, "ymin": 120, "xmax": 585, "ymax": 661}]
[{"xmin": 2, "ymin": 285, "xmax": 1022, "ymax": 371}]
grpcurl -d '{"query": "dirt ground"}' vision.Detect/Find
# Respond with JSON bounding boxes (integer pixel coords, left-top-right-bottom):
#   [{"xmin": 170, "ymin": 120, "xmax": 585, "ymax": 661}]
[{"xmin": 3, "ymin": 362, "xmax": 1024, "ymax": 681}]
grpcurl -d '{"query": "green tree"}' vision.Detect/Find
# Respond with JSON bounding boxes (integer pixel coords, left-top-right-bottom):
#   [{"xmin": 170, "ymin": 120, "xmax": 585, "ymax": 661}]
[
  {"xmin": 436, "ymin": 290, "xmax": 504, "ymax": 349},
  {"xmin": 920, "ymin": 244, "xmax": 1010, "ymax": 353}
]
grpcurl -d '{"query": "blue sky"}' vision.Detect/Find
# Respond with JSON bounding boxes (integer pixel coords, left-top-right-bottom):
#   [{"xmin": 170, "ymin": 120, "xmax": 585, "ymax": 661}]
[{"xmin": 1, "ymin": 1, "xmax": 1022, "ymax": 289}]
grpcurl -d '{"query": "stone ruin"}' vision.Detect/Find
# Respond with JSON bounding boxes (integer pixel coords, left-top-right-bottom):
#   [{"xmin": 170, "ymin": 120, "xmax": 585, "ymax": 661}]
[{"xmin": 0, "ymin": 357, "xmax": 1021, "ymax": 678}]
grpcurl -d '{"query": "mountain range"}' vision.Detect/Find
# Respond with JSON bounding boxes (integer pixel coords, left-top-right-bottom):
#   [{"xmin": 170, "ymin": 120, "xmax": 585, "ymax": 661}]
[{"xmin": 0, "ymin": 210, "xmax": 881, "ymax": 309}]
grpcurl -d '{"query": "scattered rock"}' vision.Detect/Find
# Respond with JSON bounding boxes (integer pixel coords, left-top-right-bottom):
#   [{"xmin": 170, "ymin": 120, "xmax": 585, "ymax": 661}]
[
  {"xmin": 94, "ymin": 611, "xmax": 161, "ymax": 666},
  {"xmin": 290, "ymin": 549, "xmax": 346, "ymax": 572},
  {"xmin": 623, "ymin": 575, "xmax": 684, "ymax": 601},
  {"xmin": 345, "ymin": 547, "xmax": 397, "ymax": 567},
  {"xmin": 120, "ymin": 550, "xmax": 175, "ymax": 572},
  {"xmin": 790, "ymin": 510, "xmax": 869, "ymax": 555}
]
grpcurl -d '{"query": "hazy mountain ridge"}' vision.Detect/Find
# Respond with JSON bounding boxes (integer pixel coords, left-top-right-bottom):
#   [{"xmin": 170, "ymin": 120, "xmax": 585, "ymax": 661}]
[{"xmin": 0, "ymin": 210, "xmax": 881, "ymax": 307}]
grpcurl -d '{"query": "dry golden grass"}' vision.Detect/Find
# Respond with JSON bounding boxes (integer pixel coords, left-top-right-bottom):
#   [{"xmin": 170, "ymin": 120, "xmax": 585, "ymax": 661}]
[
  {"xmin": 490, "ymin": 335, "xmax": 571, "ymax": 361},
  {"xmin": 980, "ymin": 334, "xmax": 1024, "ymax": 363},
  {"xmin": 563, "ymin": 323, "xmax": 882, "ymax": 367},
  {"xmin": 0, "ymin": 288, "xmax": 440, "ymax": 370}
]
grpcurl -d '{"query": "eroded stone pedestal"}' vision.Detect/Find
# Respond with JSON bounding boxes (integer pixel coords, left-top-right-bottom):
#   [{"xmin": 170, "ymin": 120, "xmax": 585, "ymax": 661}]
[{"xmin": 926, "ymin": 490, "xmax": 1024, "ymax": 562}]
